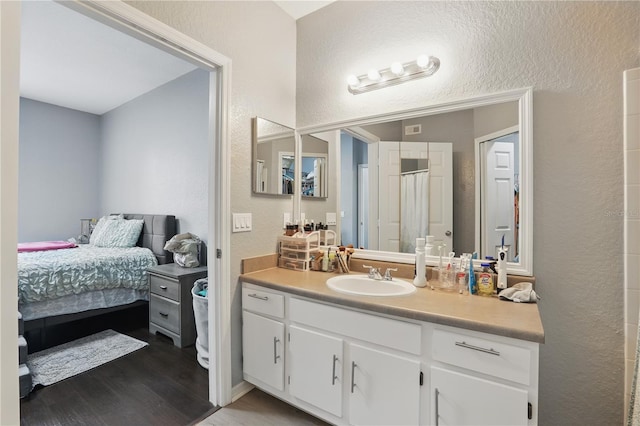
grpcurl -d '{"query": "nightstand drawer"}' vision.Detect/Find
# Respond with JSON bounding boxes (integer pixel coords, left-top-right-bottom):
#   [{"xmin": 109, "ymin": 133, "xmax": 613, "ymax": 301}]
[
  {"xmin": 150, "ymin": 275, "xmax": 180, "ymax": 301},
  {"xmin": 150, "ymin": 294, "xmax": 180, "ymax": 334}
]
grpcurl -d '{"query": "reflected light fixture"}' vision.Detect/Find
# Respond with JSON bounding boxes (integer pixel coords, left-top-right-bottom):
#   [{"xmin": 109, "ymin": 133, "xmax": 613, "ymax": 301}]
[{"xmin": 347, "ymin": 54, "xmax": 440, "ymax": 95}]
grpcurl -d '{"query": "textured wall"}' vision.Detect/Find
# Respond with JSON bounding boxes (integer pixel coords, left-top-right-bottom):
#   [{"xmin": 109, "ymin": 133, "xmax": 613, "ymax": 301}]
[
  {"xmin": 100, "ymin": 69, "xmax": 210, "ymax": 240},
  {"xmin": 297, "ymin": 1, "xmax": 640, "ymax": 424},
  {"xmin": 127, "ymin": 1, "xmax": 297, "ymax": 387},
  {"xmin": 18, "ymin": 98, "xmax": 101, "ymax": 242}
]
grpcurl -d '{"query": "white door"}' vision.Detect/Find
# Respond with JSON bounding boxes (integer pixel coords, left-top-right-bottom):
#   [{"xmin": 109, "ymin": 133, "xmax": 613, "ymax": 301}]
[
  {"xmin": 358, "ymin": 165, "xmax": 369, "ymax": 248},
  {"xmin": 242, "ymin": 311, "xmax": 285, "ymax": 391},
  {"xmin": 378, "ymin": 142, "xmax": 401, "ymax": 252},
  {"xmin": 288, "ymin": 326, "xmax": 343, "ymax": 417},
  {"xmin": 400, "ymin": 142, "xmax": 453, "ymax": 248},
  {"xmin": 431, "ymin": 366, "xmax": 528, "ymax": 426},
  {"xmin": 349, "ymin": 343, "xmax": 421, "ymax": 425},
  {"xmin": 480, "ymin": 141, "xmax": 515, "ymax": 259}
]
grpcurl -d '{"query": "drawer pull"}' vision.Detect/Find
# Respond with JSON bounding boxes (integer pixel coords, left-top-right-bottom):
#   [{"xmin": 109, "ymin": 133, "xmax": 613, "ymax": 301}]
[
  {"xmin": 248, "ymin": 293, "xmax": 269, "ymax": 301},
  {"xmin": 435, "ymin": 388, "xmax": 440, "ymax": 426},
  {"xmin": 273, "ymin": 337, "xmax": 281, "ymax": 364},
  {"xmin": 350, "ymin": 361, "xmax": 357, "ymax": 393},
  {"xmin": 160, "ymin": 285, "xmax": 168, "ymax": 290},
  {"xmin": 159, "ymin": 312, "xmax": 169, "ymax": 318},
  {"xmin": 332, "ymin": 355, "xmax": 339, "ymax": 385},
  {"xmin": 455, "ymin": 341, "xmax": 500, "ymax": 356}
]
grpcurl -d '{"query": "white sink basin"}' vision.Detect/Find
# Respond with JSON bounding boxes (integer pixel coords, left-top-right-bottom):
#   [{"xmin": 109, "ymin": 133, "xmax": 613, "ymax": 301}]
[{"xmin": 326, "ymin": 275, "xmax": 417, "ymax": 297}]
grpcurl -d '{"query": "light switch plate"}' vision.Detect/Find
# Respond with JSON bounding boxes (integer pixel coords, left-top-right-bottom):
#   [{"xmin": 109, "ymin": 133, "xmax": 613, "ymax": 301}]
[
  {"xmin": 326, "ymin": 212, "xmax": 337, "ymax": 225},
  {"xmin": 232, "ymin": 213, "xmax": 252, "ymax": 233}
]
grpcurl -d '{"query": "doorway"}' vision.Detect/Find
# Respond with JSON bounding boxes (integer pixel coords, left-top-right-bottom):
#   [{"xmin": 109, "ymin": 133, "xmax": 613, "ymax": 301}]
[{"xmin": 1, "ymin": 2, "xmax": 232, "ymax": 421}]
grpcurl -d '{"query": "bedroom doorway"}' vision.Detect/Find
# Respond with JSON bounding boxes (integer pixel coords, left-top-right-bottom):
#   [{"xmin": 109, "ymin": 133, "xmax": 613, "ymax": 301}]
[{"xmin": 0, "ymin": 1, "xmax": 232, "ymax": 422}]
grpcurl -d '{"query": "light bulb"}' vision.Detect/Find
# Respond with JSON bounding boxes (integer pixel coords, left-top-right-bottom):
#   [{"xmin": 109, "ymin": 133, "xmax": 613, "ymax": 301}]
[
  {"xmin": 367, "ymin": 69, "xmax": 381, "ymax": 81},
  {"xmin": 347, "ymin": 75, "xmax": 360, "ymax": 87},
  {"xmin": 416, "ymin": 54, "xmax": 430, "ymax": 68},
  {"xmin": 391, "ymin": 62, "xmax": 404, "ymax": 76}
]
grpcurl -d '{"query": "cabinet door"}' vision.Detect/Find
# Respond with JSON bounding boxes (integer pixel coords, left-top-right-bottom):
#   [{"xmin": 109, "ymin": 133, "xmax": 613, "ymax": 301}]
[
  {"xmin": 431, "ymin": 366, "xmax": 528, "ymax": 426},
  {"xmin": 288, "ymin": 325, "xmax": 343, "ymax": 417},
  {"xmin": 242, "ymin": 311, "xmax": 285, "ymax": 391},
  {"xmin": 349, "ymin": 343, "xmax": 421, "ymax": 425}
]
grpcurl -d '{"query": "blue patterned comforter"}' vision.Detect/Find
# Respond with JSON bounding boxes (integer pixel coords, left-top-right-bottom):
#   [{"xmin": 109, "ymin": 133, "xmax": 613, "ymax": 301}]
[{"xmin": 18, "ymin": 245, "xmax": 158, "ymax": 303}]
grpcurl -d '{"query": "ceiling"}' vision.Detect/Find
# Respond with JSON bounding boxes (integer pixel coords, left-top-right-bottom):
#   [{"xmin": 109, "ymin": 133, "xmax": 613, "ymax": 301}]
[
  {"xmin": 20, "ymin": 1, "xmax": 197, "ymax": 115},
  {"xmin": 274, "ymin": 1, "xmax": 335, "ymax": 20},
  {"xmin": 19, "ymin": 1, "xmax": 334, "ymax": 115}
]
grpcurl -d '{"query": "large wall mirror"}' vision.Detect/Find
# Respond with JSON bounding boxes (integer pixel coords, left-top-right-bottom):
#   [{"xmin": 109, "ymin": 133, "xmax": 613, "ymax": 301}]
[
  {"xmin": 252, "ymin": 117, "xmax": 296, "ymax": 196},
  {"xmin": 295, "ymin": 88, "xmax": 533, "ymax": 276}
]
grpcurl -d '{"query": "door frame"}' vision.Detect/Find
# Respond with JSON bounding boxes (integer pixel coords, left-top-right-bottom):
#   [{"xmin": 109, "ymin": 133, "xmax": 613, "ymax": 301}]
[
  {"xmin": 0, "ymin": 1, "xmax": 233, "ymax": 420},
  {"xmin": 474, "ymin": 125, "xmax": 519, "ymax": 257}
]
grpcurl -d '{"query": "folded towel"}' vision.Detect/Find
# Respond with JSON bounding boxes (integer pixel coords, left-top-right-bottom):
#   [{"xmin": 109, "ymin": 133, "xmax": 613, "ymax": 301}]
[{"xmin": 499, "ymin": 282, "xmax": 540, "ymax": 303}]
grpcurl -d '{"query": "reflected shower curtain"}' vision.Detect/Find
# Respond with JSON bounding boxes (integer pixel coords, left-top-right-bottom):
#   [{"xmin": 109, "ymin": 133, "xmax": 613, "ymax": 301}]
[{"xmin": 400, "ymin": 171, "xmax": 430, "ymax": 253}]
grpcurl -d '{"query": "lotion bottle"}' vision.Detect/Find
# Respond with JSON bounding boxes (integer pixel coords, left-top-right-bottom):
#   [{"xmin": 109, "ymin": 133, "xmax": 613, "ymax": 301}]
[
  {"xmin": 497, "ymin": 246, "xmax": 508, "ymax": 293},
  {"xmin": 413, "ymin": 237, "xmax": 427, "ymax": 287}
]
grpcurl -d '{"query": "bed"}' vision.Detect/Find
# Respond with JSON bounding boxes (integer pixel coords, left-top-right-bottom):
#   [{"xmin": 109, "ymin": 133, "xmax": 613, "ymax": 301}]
[{"xmin": 21, "ymin": 214, "xmax": 176, "ymax": 333}]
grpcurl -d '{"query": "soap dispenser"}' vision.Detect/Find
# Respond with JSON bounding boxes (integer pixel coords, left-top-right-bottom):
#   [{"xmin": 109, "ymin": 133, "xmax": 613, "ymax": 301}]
[
  {"xmin": 413, "ymin": 237, "xmax": 427, "ymax": 287},
  {"xmin": 497, "ymin": 246, "xmax": 508, "ymax": 293}
]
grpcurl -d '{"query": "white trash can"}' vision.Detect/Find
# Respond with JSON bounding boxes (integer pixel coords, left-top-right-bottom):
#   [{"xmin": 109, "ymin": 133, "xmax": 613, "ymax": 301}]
[{"xmin": 192, "ymin": 278, "xmax": 209, "ymax": 369}]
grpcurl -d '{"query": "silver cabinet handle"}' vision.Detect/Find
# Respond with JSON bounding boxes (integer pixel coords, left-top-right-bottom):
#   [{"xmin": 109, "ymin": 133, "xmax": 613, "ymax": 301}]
[
  {"xmin": 248, "ymin": 293, "xmax": 269, "ymax": 301},
  {"xmin": 350, "ymin": 361, "xmax": 357, "ymax": 393},
  {"xmin": 332, "ymin": 355, "xmax": 338, "ymax": 385},
  {"xmin": 160, "ymin": 285, "xmax": 167, "ymax": 290},
  {"xmin": 455, "ymin": 341, "xmax": 500, "ymax": 356},
  {"xmin": 435, "ymin": 387, "xmax": 440, "ymax": 426},
  {"xmin": 273, "ymin": 337, "xmax": 280, "ymax": 364}
]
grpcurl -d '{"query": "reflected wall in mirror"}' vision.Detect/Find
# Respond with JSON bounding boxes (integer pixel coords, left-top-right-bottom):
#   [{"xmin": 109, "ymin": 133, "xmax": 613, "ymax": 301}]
[
  {"xmin": 252, "ymin": 117, "xmax": 295, "ymax": 196},
  {"xmin": 301, "ymin": 134, "xmax": 329, "ymax": 198},
  {"xmin": 297, "ymin": 88, "xmax": 532, "ymax": 275}
]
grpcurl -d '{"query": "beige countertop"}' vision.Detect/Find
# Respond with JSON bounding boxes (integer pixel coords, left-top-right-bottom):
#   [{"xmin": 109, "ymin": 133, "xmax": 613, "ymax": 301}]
[{"xmin": 240, "ymin": 267, "xmax": 545, "ymax": 344}]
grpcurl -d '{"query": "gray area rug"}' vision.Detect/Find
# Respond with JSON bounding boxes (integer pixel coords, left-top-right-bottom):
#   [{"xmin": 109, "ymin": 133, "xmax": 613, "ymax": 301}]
[{"xmin": 27, "ymin": 329, "xmax": 148, "ymax": 388}]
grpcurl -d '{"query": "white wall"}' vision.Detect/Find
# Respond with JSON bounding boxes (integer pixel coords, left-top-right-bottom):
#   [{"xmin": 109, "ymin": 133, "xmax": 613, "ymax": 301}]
[
  {"xmin": 100, "ymin": 69, "xmax": 210, "ymax": 242},
  {"xmin": 18, "ymin": 98, "xmax": 101, "ymax": 242},
  {"xmin": 127, "ymin": 1, "xmax": 297, "ymax": 387},
  {"xmin": 296, "ymin": 1, "xmax": 640, "ymax": 424}
]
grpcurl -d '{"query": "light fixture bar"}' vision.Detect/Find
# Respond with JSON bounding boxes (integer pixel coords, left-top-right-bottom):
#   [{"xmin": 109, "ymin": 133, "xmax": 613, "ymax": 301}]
[{"xmin": 347, "ymin": 55, "xmax": 440, "ymax": 95}]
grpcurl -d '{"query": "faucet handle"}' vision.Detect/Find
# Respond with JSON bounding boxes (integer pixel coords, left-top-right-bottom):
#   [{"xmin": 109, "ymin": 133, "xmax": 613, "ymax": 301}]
[
  {"xmin": 384, "ymin": 268, "xmax": 398, "ymax": 280},
  {"xmin": 363, "ymin": 265, "xmax": 379, "ymax": 279}
]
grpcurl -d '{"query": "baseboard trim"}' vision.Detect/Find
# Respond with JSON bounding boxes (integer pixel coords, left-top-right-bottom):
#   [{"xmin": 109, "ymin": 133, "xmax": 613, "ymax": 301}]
[{"xmin": 231, "ymin": 381, "xmax": 255, "ymax": 402}]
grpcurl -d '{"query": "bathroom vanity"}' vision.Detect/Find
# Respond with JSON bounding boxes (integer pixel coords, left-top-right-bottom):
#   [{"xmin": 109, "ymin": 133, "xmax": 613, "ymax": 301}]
[{"xmin": 240, "ymin": 268, "xmax": 544, "ymax": 426}]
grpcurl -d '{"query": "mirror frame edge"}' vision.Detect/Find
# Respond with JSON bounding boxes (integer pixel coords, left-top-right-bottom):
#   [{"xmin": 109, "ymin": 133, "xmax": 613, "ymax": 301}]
[{"xmin": 296, "ymin": 87, "xmax": 534, "ymax": 276}]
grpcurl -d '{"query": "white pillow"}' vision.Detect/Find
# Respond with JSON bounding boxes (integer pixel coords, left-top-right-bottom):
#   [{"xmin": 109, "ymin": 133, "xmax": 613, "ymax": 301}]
[
  {"xmin": 89, "ymin": 214, "xmax": 123, "ymax": 245},
  {"xmin": 92, "ymin": 218, "xmax": 143, "ymax": 248}
]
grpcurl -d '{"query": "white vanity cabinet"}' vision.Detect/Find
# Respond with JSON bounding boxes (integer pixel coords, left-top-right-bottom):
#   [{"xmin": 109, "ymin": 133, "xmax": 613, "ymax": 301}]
[
  {"xmin": 429, "ymin": 328, "xmax": 537, "ymax": 425},
  {"xmin": 241, "ymin": 282, "xmax": 539, "ymax": 426},
  {"xmin": 288, "ymin": 325, "xmax": 344, "ymax": 417},
  {"xmin": 241, "ymin": 287, "xmax": 285, "ymax": 391}
]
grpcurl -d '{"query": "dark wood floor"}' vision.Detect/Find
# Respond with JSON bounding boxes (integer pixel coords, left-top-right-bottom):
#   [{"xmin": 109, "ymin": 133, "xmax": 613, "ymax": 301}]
[{"xmin": 20, "ymin": 306, "xmax": 216, "ymax": 425}]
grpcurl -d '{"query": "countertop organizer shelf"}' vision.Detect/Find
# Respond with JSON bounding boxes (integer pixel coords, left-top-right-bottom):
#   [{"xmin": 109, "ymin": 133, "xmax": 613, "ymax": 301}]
[{"xmin": 277, "ymin": 230, "xmax": 337, "ymax": 271}]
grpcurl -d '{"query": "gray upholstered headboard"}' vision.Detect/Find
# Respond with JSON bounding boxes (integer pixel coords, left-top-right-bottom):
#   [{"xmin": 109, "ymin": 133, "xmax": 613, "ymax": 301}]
[{"xmin": 122, "ymin": 214, "xmax": 176, "ymax": 264}]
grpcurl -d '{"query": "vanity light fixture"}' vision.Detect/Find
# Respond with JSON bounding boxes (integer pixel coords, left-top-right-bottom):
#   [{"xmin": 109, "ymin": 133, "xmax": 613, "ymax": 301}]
[{"xmin": 347, "ymin": 54, "xmax": 440, "ymax": 95}]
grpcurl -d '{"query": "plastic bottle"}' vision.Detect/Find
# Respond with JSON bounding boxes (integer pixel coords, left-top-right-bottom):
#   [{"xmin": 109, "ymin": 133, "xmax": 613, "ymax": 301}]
[
  {"xmin": 497, "ymin": 247, "xmax": 508, "ymax": 293},
  {"xmin": 468, "ymin": 252, "xmax": 477, "ymax": 294},
  {"xmin": 413, "ymin": 238, "xmax": 427, "ymax": 287},
  {"xmin": 321, "ymin": 247, "xmax": 329, "ymax": 272},
  {"xmin": 477, "ymin": 263, "xmax": 494, "ymax": 296}
]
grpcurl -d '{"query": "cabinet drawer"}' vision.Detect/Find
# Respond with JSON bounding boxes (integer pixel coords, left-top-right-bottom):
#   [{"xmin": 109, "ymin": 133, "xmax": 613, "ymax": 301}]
[
  {"xmin": 242, "ymin": 287, "xmax": 285, "ymax": 318},
  {"xmin": 290, "ymin": 298, "xmax": 421, "ymax": 355},
  {"xmin": 150, "ymin": 275, "xmax": 180, "ymax": 301},
  {"xmin": 432, "ymin": 329, "xmax": 531, "ymax": 385},
  {"xmin": 150, "ymin": 294, "xmax": 180, "ymax": 334}
]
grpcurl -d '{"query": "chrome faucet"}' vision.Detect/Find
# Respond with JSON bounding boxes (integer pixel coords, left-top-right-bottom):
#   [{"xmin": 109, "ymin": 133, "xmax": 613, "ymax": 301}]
[
  {"xmin": 363, "ymin": 265, "xmax": 383, "ymax": 280},
  {"xmin": 383, "ymin": 268, "xmax": 398, "ymax": 281}
]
